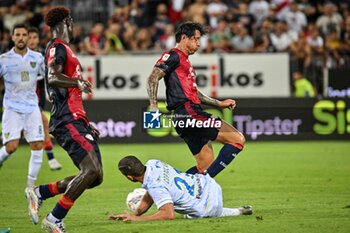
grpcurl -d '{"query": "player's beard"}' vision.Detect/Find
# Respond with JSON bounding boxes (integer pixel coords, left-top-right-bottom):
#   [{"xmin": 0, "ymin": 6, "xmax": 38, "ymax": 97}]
[{"xmin": 16, "ymin": 41, "xmax": 26, "ymax": 51}]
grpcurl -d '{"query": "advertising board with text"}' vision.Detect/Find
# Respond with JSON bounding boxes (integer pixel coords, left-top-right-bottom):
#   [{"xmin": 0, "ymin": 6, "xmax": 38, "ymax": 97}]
[
  {"xmin": 78, "ymin": 98, "xmax": 350, "ymax": 143},
  {"xmin": 79, "ymin": 53, "xmax": 290, "ymax": 99}
]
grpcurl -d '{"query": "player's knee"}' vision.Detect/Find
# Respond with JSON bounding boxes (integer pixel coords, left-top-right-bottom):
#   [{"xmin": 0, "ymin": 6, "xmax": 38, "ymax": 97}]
[
  {"xmin": 236, "ymin": 132, "xmax": 246, "ymax": 146},
  {"xmin": 86, "ymin": 165, "xmax": 103, "ymax": 185},
  {"xmin": 89, "ymin": 175, "xmax": 103, "ymax": 188},
  {"xmin": 30, "ymin": 141, "xmax": 43, "ymax": 150},
  {"xmin": 87, "ymin": 168, "xmax": 103, "ymax": 188},
  {"xmin": 5, "ymin": 143, "xmax": 18, "ymax": 154},
  {"xmin": 227, "ymin": 132, "xmax": 245, "ymax": 148}
]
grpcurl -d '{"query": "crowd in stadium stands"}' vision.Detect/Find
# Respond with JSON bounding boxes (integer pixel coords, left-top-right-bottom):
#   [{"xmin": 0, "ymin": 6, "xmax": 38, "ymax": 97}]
[{"xmin": 0, "ymin": 0, "xmax": 349, "ymax": 95}]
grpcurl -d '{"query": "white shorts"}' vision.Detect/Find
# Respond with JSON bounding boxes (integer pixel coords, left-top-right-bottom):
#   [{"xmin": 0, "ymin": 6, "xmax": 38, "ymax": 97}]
[{"xmin": 2, "ymin": 107, "xmax": 44, "ymax": 144}]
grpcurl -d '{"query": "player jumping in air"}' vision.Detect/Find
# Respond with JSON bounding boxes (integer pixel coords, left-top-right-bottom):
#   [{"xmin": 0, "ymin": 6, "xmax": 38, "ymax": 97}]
[
  {"xmin": 25, "ymin": 6, "xmax": 103, "ymax": 233},
  {"xmin": 110, "ymin": 155, "xmax": 252, "ymax": 221},
  {"xmin": 147, "ymin": 22, "xmax": 245, "ymax": 177}
]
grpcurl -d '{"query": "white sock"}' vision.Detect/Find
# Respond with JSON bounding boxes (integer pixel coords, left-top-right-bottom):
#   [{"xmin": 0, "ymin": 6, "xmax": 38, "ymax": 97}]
[
  {"xmin": 220, "ymin": 208, "xmax": 241, "ymax": 217},
  {"xmin": 27, "ymin": 150, "xmax": 43, "ymax": 187},
  {"xmin": 34, "ymin": 187, "xmax": 42, "ymax": 199},
  {"xmin": 0, "ymin": 146, "xmax": 11, "ymax": 163},
  {"xmin": 47, "ymin": 213, "xmax": 61, "ymax": 223}
]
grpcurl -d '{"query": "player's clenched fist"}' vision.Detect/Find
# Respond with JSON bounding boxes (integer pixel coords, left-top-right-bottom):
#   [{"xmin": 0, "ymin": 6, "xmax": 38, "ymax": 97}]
[{"xmin": 77, "ymin": 79, "xmax": 92, "ymax": 93}]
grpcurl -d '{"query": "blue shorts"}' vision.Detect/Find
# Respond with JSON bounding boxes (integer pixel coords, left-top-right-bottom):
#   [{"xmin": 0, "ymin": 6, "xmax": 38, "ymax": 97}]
[
  {"xmin": 173, "ymin": 102, "xmax": 220, "ymax": 155},
  {"xmin": 52, "ymin": 120, "xmax": 102, "ymax": 168}
]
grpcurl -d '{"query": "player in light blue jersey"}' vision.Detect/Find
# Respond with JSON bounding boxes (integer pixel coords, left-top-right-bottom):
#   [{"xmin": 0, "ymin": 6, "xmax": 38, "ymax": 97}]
[
  {"xmin": 0, "ymin": 24, "xmax": 44, "ymax": 190},
  {"xmin": 110, "ymin": 155, "xmax": 252, "ymax": 221}
]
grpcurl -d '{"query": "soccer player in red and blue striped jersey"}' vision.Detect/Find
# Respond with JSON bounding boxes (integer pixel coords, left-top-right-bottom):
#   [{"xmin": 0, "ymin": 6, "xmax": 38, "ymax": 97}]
[
  {"xmin": 147, "ymin": 22, "xmax": 245, "ymax": 178},
  {"xmin": 25, "ymin": 7, "xmax": 103, "ymax": 233}
]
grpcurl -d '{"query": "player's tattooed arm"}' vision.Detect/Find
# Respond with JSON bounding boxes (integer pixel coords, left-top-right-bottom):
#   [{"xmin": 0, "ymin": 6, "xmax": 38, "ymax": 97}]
[
  {"xmin": 147, "ymin": 67, "xmax": 165, "ymax": 110},
  {"xmin": 198, "ymin": 89, "xmax": 236, "ymax": 109},
  {"xmin": 48, "ymin": 64, "xmax": 92, "ymax": 93},
  {"xmin": 197, "ymin": 89, "xmax": 221, "ymax": 107}
]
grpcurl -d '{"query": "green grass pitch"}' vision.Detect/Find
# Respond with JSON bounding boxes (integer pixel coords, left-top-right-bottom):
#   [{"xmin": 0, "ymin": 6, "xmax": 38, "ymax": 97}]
[{"xmin": 0, "ymin": 141, "xmax": 349, "ymax": 233}]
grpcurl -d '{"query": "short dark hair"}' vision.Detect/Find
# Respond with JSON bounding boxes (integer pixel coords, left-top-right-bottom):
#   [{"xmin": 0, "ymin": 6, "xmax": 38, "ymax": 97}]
[
  {"xmin": 45, "ymin": 6, "xmax": 70, "ymax": 28},
  {"xmin": 12, "ymin": 24, "xmax": 28, "ymax": 35},
  {"xmin": 28, "ymin": 27, "xmax": 39, "ymax": 35},
  {"xmin": 118, "ymin": 156, "xmax": 146, "ymax": 176},
  {"xmin": 175, "ymin": 21, "xmax": 206, "ymax": 43}
]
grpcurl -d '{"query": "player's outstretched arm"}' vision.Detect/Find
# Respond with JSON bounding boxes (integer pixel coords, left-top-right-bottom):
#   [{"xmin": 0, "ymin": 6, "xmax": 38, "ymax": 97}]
[
  {"xmin": 47, "ymin": 64, "xmax": 92, "ymax": 93},
  {"xmin": 147, "ymin": 67, "xmax": 165, "ymax": 110},
  {"xmin": 134, "ymin": 192, "xmax": 154, "ymax": 216},
  {"xmin": 197, "ymin": 89, "xmax": 236, "ymax": 110},
  {"xmin": 110, "ymin": 203, "xmax": 175, "ymax": 222}
]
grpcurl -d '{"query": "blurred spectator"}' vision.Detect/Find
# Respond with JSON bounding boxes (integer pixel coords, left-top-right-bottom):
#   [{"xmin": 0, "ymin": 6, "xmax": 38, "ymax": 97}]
[
  {"xmin": 206, "ymin": 0, "xmax": 228, "ymax": 29},
  {"xmin": 134, "ymin": 28, "xmax": 153, "ymax": 51},
  {"xmin": 285, "ymin": 2, "xmax": 307, "ymax": 33},
  {"xmin": 70, "ymin": 24, "xmax": 85, "ymax": 54},
  {"xmin": 316, "ymin": 2, "xmax": 343, "ymax": 37},
  {"xmin": 3, "ymin": 4, "xmax": 32, "ymax": 31},
  {"xmin": 0, "ymin": 28, "xmax": 12, "ymax": 53},
  {"xmin": 202, "ymin": 38, "xmax": 215, "ymax": 54},
  {"xmin": 231, "ymin": 26, "xmax": 254, "ymax": 53},
  {"xmin": 325, "ymin": 29, "xmax": 342, "ymax": 67},
  {"xmin": 255, "ymin": 32, "xmax": 275, "ymax": 52},
  {"xmin": 293, "ymin": 71, "xmax": 316, "ymax": 97},
  {"xmin": 153, "ymin": 3, "xmax": 171, "ymax": 42},
  {"xmin": 272, "ymin": 0, "xmax": 292, "ymax": 21},
  {"xmin": 111, "ymin": 5, "xmax": 129, "ymax": 25},
  {"xmin": 121, "ymin": 22, "xmax": 137, "ymax": 50},
  {"xmin": 129, "ymin": 0, "xmax": 152, "ymax": 28},
  {"xmin": 298, "ymin": 0, "xmax": 318, "ymax": 23},
  {"xmin": 306, "ymin": 24, "xmax": 324, "ymax": 53},
  {"xmin": 85, "ymin": 22, "xmax": 109, "ymax": 55},
  {"xmin": 249, "ymin": 0, "xmax": 269, "ymax": 26},
  {"xmin": 258, "ymin": 17, "xmax": 274, "ymax": 34},
  {"xmin": 341, "ymin": 15, "xmax": 350, "ymax": 57},
  {"xmin": 232, "ymin": 2, "xmax": 256, "ymax": 37},
  {"xmin": 290, "ymin": 31, "xmax": 311, "ymax": 71},
  {"xmin": 155, "ymin": 23, "xmax": 175, "ymax": 51},
  {"xmin": 306, "ymin": 23, "xmax": 325, "ymax": 66},
  {"xmin": 185, "ymin": 0, "xmax": 207, "ymax": 23},
  {"xmin": 168, "ymin": 0, "xmax": 185, "ymax": 23},
  {"xmin": 210, "ymin": 19, "xmax": 232, "ymax": 52},
  {"xmin": 106, "ymin": 23, "xmax": 124, "ymax": 54},
  {"xmin": 270, "ymin": 21, "xmax": 292, "ymax": 52}
]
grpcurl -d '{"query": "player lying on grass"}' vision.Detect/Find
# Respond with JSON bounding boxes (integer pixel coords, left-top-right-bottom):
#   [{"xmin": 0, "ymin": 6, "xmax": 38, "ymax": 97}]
[{"xmin": 109, "ymin": 155, "xmax": 252, "ymax": 221}]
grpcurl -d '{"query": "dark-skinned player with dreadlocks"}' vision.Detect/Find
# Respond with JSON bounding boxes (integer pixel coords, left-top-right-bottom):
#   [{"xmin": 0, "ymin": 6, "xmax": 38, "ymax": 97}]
[{"xmin": 25, "ymin": 6, "xmax": 103, "ymax": 233}]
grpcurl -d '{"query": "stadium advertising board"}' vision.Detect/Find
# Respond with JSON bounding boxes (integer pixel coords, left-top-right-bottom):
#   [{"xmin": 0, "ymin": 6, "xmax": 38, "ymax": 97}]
[
  {"xmin": 2, "ymin": 98, "xmax": 346, "ymax": 143},
  {"xmin": 327, "ymin": 68, "xmax": 350, "ymax": 98},
  {"xmin": 60, "ymin": 98, "xmax": 350, "ymax": 143},
  {"xmin": 79, "ymin": 53, "xmax": 290, "ymax": 99}
]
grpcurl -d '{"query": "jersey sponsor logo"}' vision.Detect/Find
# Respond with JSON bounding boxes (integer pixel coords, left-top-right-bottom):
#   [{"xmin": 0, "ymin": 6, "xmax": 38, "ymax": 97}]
[
  {"xmin": 21, "ymin": 71, "xmax": 29, "ymax": 82},
  {"xmin": 161, "ymin": 54, "xmax": 170, "ymax": 61},
  {"xmin": 48, "ymin": 47, "xmax": 56, "ymax": 65},
  {"xmin": 49, "ymin": 47, "xmax": 56, "ymax": 57}
]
